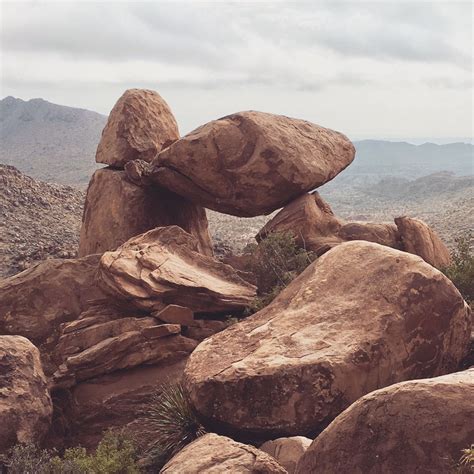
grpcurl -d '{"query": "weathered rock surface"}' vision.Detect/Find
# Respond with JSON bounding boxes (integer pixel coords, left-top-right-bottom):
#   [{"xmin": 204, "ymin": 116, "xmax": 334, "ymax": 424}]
[
  {"xmin": 395, "ymin": 216, "xmax": 452, "ymax": 269},
  {"xmin": 78, "ymin": 168, "xmax": 213, "ymax": 257},
  {"xmin": 185, "ymin": 241, "xmax": 471, "ymax": 439},
  {"xmin": 0, "ymin": 254, "xmax": 103, "ymax": 345},
  {"xmin": 260, "ymin": 437, "xmax": 312, "ymax": 474},
  {"xmin": 153, "ymin": 304, "xmax": 195, "ymax": 326},
  {"xmin": 160, "ymin": 433, "xmax": 287, "ymax": 473},
  {"xmin": 296, "ymin": 369, "xmax": 474, "ymax": 474},
  {"xmin": 0, "ymin": 336, "xmax": 52, "ymax": 452},
  {"xmin": 149, "ymin": 111, "xmax": 355, "ymax": 217},
  {"xmin": 95, "ymin": 89, "xmax": 179, "ymax": 168},
  {"xmin": 98, "ymin": 226, "xmax": 256, "ymax": 312}
]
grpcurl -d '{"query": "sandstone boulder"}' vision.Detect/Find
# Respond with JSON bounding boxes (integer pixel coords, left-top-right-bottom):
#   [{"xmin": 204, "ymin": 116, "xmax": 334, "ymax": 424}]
[
  {"xmin": 260, "ymin": 437, "xmax": 312, "ymax": 474},
  {"xmin": 185, "ymin": 241, "xmax": 471, "ymax": 439},
  {"xmin": 149, "ymin": 111, "xmax": 355, "ymax": 217},
  {"xmin": 0, "ymin": 336, "xmax": 52, "ymax": 452},
  {"xmin": 160, "ymin": 433, "xmax": 287, "ymax": 473},
  {"xmin": 78, "ymin": 168, "xmax": 213, "ymax": 257},
  {"xmin": 395, "ymin": 216, "xmax": 452, "ymax": 269},
  {"xmin": 96, "ymin": 89, "xmax": 179, "ymax": 168},
  {"xmin": 296, "ymin": 369, "xmax": 474, "ymax": 474},
  {"xmin": 98, "ymin": 226, "xmax": 256, "ymax": 312}
]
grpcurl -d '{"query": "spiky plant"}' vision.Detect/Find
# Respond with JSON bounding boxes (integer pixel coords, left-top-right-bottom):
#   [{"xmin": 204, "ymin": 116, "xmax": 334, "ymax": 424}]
[{"xmin": 459, "ymin": 445, "xmax": 474, "ymax": 472}]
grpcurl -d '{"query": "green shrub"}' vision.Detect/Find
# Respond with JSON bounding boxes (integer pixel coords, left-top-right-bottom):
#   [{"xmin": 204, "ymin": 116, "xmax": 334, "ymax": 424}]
[
  {"xmin": 3, "ymin": 443, "xmax": 55, "ymax": 474},
  {"xmin": 245, "ymin": 231, "xmax": 317, "ymax": 312},
  {"xmin": 142, "ymin": 382, "xmax": 205, "ymax": 470},
  {"xmin": 442, "ymin": 232, "xmax": 474, "ymax": 305}
]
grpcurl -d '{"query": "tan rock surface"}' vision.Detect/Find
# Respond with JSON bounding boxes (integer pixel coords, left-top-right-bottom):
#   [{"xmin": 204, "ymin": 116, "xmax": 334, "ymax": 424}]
[
  {"xmin": 149, "ymin": 111, "xmax": 355, "ymax": 217},
  {"xmin": 78, "ymin": 168, "xmax": 213, "ymax": 257},
  {"xmin": 296, "ymin": 369, "xmax": 474, "ymax": 474},
  {"xmin": 154, "ymin": 304, "xmax": 195, "ymax": 326},
  {"xmin": 98, "ymin": 226, "xmax": 256, "ymax": 312},
  {"xmin": 395, "ymin": 216, "xmax": 452, "ymax": 269},
  {"xmin": 260, "ymin": 437, "xmax": 312, "ymax": 474},
  {"xmin": 185, "ymin": 241, "xmax": 471, "ymax": 439},
  {"xmin": 160, "ymin": 433, "xmax": 287, "ymax": 473},
  {"xmin": 96, "ymin": 89, "xmax": 179, "ymax": 168},
  {"xmin": 0, "ymin": 336, "xmax": 52, "ymax": 452}
]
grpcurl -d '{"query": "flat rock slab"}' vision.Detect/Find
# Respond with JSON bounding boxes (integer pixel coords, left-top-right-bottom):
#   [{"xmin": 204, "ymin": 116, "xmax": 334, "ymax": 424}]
[
  {"xmin": 149, "ymin": 111, "xmax": 355, "ymax": 217},
  {"xmin": 184, "ymin": 241, "xmax": 471, "ymax": 439},
  {"xmin": 296, "ymin": 369, "xmax": 474, "ymax": 474},
  {"xmin": 98, "ymin": 226, "xmax": 256, "ymax": 312},
  {"xmin": 260, "ymin": 436, "xmax": 312, "ymax": 474}
]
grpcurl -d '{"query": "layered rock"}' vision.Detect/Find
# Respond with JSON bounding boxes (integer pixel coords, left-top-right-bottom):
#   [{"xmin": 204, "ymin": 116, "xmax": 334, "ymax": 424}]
[
  {"xmin": 78, "ymin": 168, "xmax": 213, "ymax": 257},
  {"xmin": 260, "ymin": 437, "xmax": 312, "ymax": 474},
  {"xmin": 98, "ymin": 226, "xmax": 256, "ymax": 312},
  {"xmin": 96, "ymin": 88, "xmax": 179, "ymax": 168},
  {"xmin": 148, "ymin": 111, "xmax": 355, "ymax": 217},
  {"xmin": 395, "ymin": 216, "xmax": 452, "ymax": 269},
  {"xmin": 0, "ymin": 336, "xmax": 52, "ymax": 452},
  {"xmin": 185, "ymin": 241, "xmax": 471, "ymax": 439},
  {"xmin": 160, "ymin": 433, "xmax": 287, "ymax": 473},
  {"xmin": 296, "ymin": 369, "xmax": 474, "ymax": 473}
]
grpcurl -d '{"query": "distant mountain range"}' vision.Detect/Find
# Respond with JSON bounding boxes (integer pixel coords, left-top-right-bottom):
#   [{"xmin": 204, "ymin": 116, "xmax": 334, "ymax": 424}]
[{"xmin": 0, "ymin": 96, "xmax": 472, "ymax": 186}]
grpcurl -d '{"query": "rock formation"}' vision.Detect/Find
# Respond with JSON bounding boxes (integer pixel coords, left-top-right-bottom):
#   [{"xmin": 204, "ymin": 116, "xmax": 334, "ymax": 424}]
[
  {"xmin": 95, "ymin": 89, "xmax": 179, "ymax": 168},
  {"xmin": 184, "ymin": 241, "xmax": 471, "ymax": 439},
  {"xmin": 260, "ymin": 437, "xmax": 312, "ymax": 474},
  {"xmin": 147, "ymin": 111, "xmax": 355, "ymax": 217},
  {"xmin": 160, "ymin": 433, "xmax": 287, "ymax": 473},
  {"xmin": 0, "ymin": 336, "xmax": 52, "ymax": 453},
  {"xmin": 78, "ymin": 167, "xmax": 213, "ymax": 257},
  {"xmin": 296, "ymin": 369, "xmax": 474, "ymax": 473},
  {"xmin": 97, "ymin": 226, "xmax": 256, "ymax": 312}
]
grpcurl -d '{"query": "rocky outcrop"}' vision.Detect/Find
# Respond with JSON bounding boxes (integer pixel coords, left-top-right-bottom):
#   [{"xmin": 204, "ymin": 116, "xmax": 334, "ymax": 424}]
[
  {"xmin": 260, "ymin": 437, "xmax": 312, "ymax": 474},
  {"xmin": 148, "ymin": 111, "xmax": 355, "ymax": 217},
  {"xmin": 98, "ymin": 226, "xmax": 256, "ymax": 312},
  {"xmin": 0, "ymin": 336, "xmax": 52, "ymax": 452},
  {"xmin": 0, "ymin": 254, "xmax": 103, "ymax": 346},
  {"xmin": 395, "ymin": 216, "xmax": 452, "ymax": 269},
  {"xmin": 160, "ymin": 433, "xmax": 287, "ymax": 473},
  {"xmin": 184, "ymin": 241, "xmax": 471, "ymax": 439},
  {"xmin": 78, "ymin": 168, "xmax": 213, "ymax": 257},
  {"xmin": 95, "ymin": 89, "xmax": 179, "ymax": 168},
  {"xmin": 296, "ymin": 369, "xmax": 474, "ymax": 474}
]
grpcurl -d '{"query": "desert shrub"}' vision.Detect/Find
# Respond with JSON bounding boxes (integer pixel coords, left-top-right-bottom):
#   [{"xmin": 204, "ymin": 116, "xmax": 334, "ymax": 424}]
[
  {"xmin": 244, "ymin": 231, "xmax": 317, "ymax": 312},
  {"xmin": 142, "ymin": 382, "xmax": 205, "ymax": 470},
  {"xmin": 452, "ymin": 444, "xmax": 474, "ymax": 473},
  {"xmin": 442, "ymin": 232, "xmax": 474, "ymax": 305},
  {"xmin": 3, "ymin": 443, "xmax": 55, "ymax": 474}
]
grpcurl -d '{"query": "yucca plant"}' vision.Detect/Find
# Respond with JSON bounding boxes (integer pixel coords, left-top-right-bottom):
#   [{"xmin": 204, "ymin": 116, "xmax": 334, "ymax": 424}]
[{"xmin": 459, "ymin": 445, "xmax": 474, "ymax": 472}]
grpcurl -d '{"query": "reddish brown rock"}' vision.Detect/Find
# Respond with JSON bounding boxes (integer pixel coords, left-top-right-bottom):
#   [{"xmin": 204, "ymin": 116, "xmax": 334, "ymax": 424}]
[
  {"xmin": 260, "ymin": 437, "xmax": 312, "ymax": 474},
  {"xmin": 296, "ymin": 369, "xmax": 474, "ymax": 474},
  {"xmin": 78, "ymin": 168, "xmax": 213, "ymax": 257},
  {"xmin": 98, "ymin": 226, "xmax": 256, "ymax": 313},
  {"xmin": 153, "ymin": 304, "xmax": 195, "ymax": 326},
  {"xmin": 395, "ymin": 216, "xmax": 452, "ymax": 269},
  {"xmin": 185, "ymin": 241, "xmax": 471, "ymax": 439},
  {"xmin": 96, "ymin": 88, "xmax": 179, "ymax": 168},
  {"xmin": 160, "ymin": 433, "xmax": 287, "ymax": 473},
  {"xmin": 338, "ymin": 221, "xmax": 401, "ymax": 248},
  {"xmin": 149, "ymin": 111, "xmax": 355, "ymax": 217},
  {"xmin": 0, "ymin": 336, "xmax": 52, "ymax": 453},
  {"xmin": 182, "ymin": 319, "xmax": 232, "ymax": 342}
]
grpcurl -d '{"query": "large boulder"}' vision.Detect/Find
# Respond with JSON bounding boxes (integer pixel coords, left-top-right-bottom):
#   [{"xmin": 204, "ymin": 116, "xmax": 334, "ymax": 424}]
[
  {"xmin": 97, "ymin": 226, "xmax": 256, "ymax": 312},
  {"xmin": 260, "ymin": 437, "xmax": 312, "ymax": 474},
  {"xmin": 0, "ymin": 336, "xmax": 52, "ymax": 452},
  {"xmin": 184, "ymin": 241, "xmax": 471, "ymax": 440},
  {"xmin": 296, "ymin": 369, "xmax": 474, "ymax": 474},
  {"xmin": 96, "ymin": 88, "xmax": 179, "ymax": 168},
  {"xmin": 148, "ymin": 111, "xmax": 355, "ymax": 217},
  {"xmin": 160, "ymin": 433, "xmax": 287, "ymax": 473},
  {"xmin": 78, "ymin": 168, "xmax": 213, "ymax": 257},
  {"xmin": 395, "ymin": 216, "xmax": 452, "ymax": 269}
]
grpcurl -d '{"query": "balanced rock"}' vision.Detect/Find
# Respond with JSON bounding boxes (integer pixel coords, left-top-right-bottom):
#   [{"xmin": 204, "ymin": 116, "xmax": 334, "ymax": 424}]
[
  {"xmin": 260, "ymin": 437, "xmax": 312, "ymax": 474},
  {"xmin": 395, "ymin": 216, "xmax": 452, "ymax": 269},
  {"xmin": 78, "ymin": 168, "xmax": 213, "ymax": 257},
  {"xmin": 0, "ymin": 336, "xmax": 52, "ymax": 452},
  {"xmin": 296, "ymin": 369, "xmax": 474, "ymax": 474},
  {"xmin": 160, "ymin": 433, "xmax": 287, "ymax": 473},
  {"xmin": 98, "ymin": 226, "xmax": 256, "ymax": 312},
  {"xmin": 96, "ymin": 89, "xmax": 179, "ymax": 168},
  {"xmin": 185, "ymin": 241, "xmax": 471, "ymax": 439},
  {"xmin": 149, "ymin": 111, "xmax": 355, "ymax": 217}
]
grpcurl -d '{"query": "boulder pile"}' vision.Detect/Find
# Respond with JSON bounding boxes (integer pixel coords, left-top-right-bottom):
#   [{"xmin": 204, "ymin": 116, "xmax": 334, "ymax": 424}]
[{"xmin": 0, "ymin": 87, "xmax": 470, "ymax": 472}]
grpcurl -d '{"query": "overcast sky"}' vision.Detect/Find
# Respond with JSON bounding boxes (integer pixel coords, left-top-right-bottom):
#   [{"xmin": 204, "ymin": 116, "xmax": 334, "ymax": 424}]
[{"xmin": 1, "ymin": 1, "xmax": 472, "ymax": 140}]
